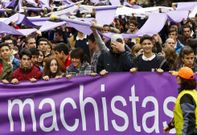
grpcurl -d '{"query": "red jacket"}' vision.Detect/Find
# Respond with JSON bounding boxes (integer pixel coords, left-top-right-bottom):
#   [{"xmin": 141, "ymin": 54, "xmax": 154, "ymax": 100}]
[
  {"xmin": 65, "ymin": 55, "xmax": 72, "ymax": 69},
  {"xmin": 0, "ymin": 63, "xmax": 2, "ymax": 76},
  {"xmin": 12, "ymin": 66, "xmax": 42, "ymax": 81}
]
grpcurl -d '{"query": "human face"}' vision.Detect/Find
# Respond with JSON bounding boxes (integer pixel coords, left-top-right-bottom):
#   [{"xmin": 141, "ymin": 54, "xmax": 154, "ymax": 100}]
[
  {"xmin": 50, "ymin": 59, "xmax": 58, "ymax": 73},
  {"xmin": 54, "ymin": 33, "xmax": 61, "ymax": 41},
  {"xmin": 168, "ymin": 31, "xmax": 177, "ymax": 41},
  {"xmin": 129, "ymin": 23, "xmax": 136, "ymax": 33},
  {"xmin": 0, "ymin": 46, "xmax": 11, "ymax": 61},
  {"xmin": 183, "ymin": 28, "xmax": 191, "ymax": 38},
  {"xmin": 5, "ymin": 40, "xmax": 14, "ymax": 49},
  {"xmin": 55, "ymin": 51, "xmax": 63, "ymax": 59},
  {"xmin": 21, "ymin": 55, "xmax": 32, "ymax": 69},
  {"xmin": 88, "ymin": 40, "xmax": 95, "ymax": 51},
  {"xmin": 27, "ymin": 38, "xmax": 36, "ymax": 49},
  {"xmin": 166, "ymin": 39, "xmax": 176, "ymax": 49},
  {"xmin": 31, "ymin": 55, "xmax": 38, "ymax": 65},
  {"xmin": 38, "ymin": 51, "xmax": 44, "ymax": 63},
  {"xmin": 46, "ymin": 44, "xmax": 52, "ymax": 54},
  {"xmin": 110, "ymin": 42, "xmax": 119, "ymax": 53},
  {"xmin": 182, "ymin": 53, "xmax": 195, "ymax": 68},
  {"xmin": 102, "ymin": 26, "xmax": 110, "ymax": 33},
  {"xmin": 38, "ymin": 41, "xmax": 48, "ymax": 52},
  {"xmin": 71, "ymin": 58, "xmax": 81, "ymax": 68},
  {"xmin": 141, "ymin": 39, "xmax": 153, "ymax": 54}
]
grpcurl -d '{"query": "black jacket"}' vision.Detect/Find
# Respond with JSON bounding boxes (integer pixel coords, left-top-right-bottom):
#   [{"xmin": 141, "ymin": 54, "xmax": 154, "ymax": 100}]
[
  {"xmin": 132, "ymin": 54, "xmax": 170, "ymax": 72},
  {"xmin": 97, "ymin": 50, "xmax": 133, "ymax": 73}
]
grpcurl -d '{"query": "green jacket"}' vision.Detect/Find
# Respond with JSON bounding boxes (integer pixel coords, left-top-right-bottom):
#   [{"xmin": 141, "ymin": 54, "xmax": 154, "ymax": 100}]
[{"xmin": 0, "ymin": 58, "xmax": 13, "ymax": 81}]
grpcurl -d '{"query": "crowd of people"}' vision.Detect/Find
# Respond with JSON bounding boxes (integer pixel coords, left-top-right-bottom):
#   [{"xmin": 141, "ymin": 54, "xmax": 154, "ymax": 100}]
[
  {"xmin": 0, "ymin": 12, "xmax": 197, "ymax": 83},
  {"xmin": 0, "ymin": 0, "xmax": 197, "ymax": 83},
  {"xmin": 0, "ymin": 0, "xmax": 197, "ymax": 135}
]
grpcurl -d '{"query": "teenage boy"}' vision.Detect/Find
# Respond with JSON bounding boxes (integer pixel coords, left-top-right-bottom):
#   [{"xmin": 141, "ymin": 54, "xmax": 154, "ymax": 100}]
[
  {"xmin": 11, "ymin": 49, "xmax": 42, "ymax": 84},
  {"xmin": 130, "ymin": 35, "xmax": 169, "ymax": 72}
]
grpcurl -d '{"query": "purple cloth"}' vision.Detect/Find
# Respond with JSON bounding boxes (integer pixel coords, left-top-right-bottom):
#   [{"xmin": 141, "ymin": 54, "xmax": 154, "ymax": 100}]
[
  {"xmin": 103, "ymin": 13, "xmax": 167, "ymax": 39},
  {"xmin": 136, "ymin": 13, "xmax": 167, "ymax": 36},
  {"xmin": 65, "ymin": 18, "xmax": 92, "ymax": 35},
  {"xmin": 28, "ymin": 17, "xmax": 50, "ymax": 22},
  {"xmin": 52, "ymin": 4, "xmax": 77, "ymax": 16},
  {"xmin": 123, "ymin": 2, "xmax": 142, "ymax": 9},
  {"xmin": 3, "ymin": 0, "xmax": 17, "ymax": 8},
  {"xmin": 30, "ymin": 20, "xmax": 49, "ymax": 26},
  {"xmin": 109, "ymin": 0, "xmax": 121, "ymax": 6},
  {"xmin": 25, "ymin": 0, "xmax": 38, "ymax": 7},
  {"xmin": 0, "ymin": 22, "xmax": 23, "ymax": 35},
  {"xmin": 18, "ymin": 0, "xmax": 23, "ymax": 13},
  {"xmin": 0, "ymin": 9, "xmax": 7, "ymax": 13},
  {"xmin": 167, "ymin": 10, "xmax": 189, "ymax": 23},
  {"xmin": 90, "ymin": 0, "xmax": 100, "ymax": 4},
  {"xmin": 40, "ymin": 0, "xmax": 50, "ymax": 8},
  {"xmin": 4, "ymin": 13, "xmax": 36, "ymax": 27},
  {"xmin": 103, "ymin": 32, "xmax": 137, "ymax": 39},
  {"xmin": 0, "ymin": 72, "xmax": 177, "ymax": 134},
  {"xmin": 24, "ymin": 7, "xmax": 43, "ymax": 11},
  {"xmin": 176, "ymin": 2, "xmax": 197, "ymax": 11},
  {"xmin": 27, "ymin": 17, "xmax": 51, "ymax": 26},
  {"xmin": 63, "ymin": 0, "xmax": 74, "ymax": 5},
  {"xmin": 95, "ymin": 6, "xmax": 118, "ymax": 25},
  {"xmin": 17, "ymin": 28, "xmax": 37, "ymax": 36},
  {"xmin": 39, "ymin": 21, "xmax": 66, "ymax": 32}
]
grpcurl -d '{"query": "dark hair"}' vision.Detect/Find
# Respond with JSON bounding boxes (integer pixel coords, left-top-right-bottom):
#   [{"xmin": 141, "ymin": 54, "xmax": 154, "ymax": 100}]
[
  {"xmin": 29, "ymin": 48, "xmax": 39, "ymax": 56},
  {"xmin": 19, "ymin": 49, "xmax": 32, "ymax": 59},
  {"xmin": 168, "ymin": 29, "xmax": 178, "ymax": 35},
  {"xmin": 163, "ymin": 46, "xmax": 177, "ymax": 70},
  {"xmin": 0, "ymin": 43, "xmax": 10, "ymax": 49},
  {"xmin": 180, "ymin": 46, "xmax": 194, "ymax": 59},
  {"xmin": 103, "ymin": 24, "xmax": 110, "ymax": 28},
  {"xmin": 129, "ymin": 20, "xmax": 138, "ymax": 27},
  {"xmin": 2, "ymin": 36, "xmax": 13, "ymax": 42},
  {"xmin": 25, "ymin": 36, "xmax": 35, "ymax": 44},
  {"xmin": 54, "ymin": 29, "xmax": 63, "ymax": 37},
  {"xmin": 183, "ymin": 24, "xmax": 192, "ymax": 31},
  {"xmin": 88, "ymin": 33, "xmax": 95, "ymax": 42},
  {"xmin": 38, "ymin": 38, "xmax": 48, "ymax": 45},
  {"xmin": 179, "ymin": 77, "xmax": 196, "ymax": 90},
  {"xmin": 70, "ymin": 48, "xmax": 84, "ymax": 63},
  {"xmin": 43, "ymin": 56, "xmax": 62, "ymax": 78},
  {"xmin": 140, "ymin": 35, "xmax": 153, "ymax": 44},
  {"xmin": 54, "ymin": 43, "xmax": 69, "ymax": 55}
]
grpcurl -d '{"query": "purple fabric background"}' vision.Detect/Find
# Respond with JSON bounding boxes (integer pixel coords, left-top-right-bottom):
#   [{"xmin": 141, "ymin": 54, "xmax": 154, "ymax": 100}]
[{"xmin": 0, "ymin": 72, "xmax": 178, "ymax": 134}]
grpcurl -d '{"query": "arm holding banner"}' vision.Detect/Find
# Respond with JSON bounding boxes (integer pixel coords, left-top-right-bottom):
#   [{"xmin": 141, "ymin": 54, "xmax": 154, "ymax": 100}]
[
  {"xmin": 43, "ymin": 75, "xmax": 49, "ymax": 81},
  {"xmin": 99, "ymin": 69, "xmax": 108, "ymax": 76},
  {"xmin": 11, "ymin": 78, "xmax": 19, "ymax": 84},
  {"xmin": 164, "ymin": 118, "xmax": 175, "ymax": 133},
  {"xmin": 91, "ymin": 22, "xmax": 109, "ymax": 52},
  {"xmin": 1, "ymin": 79, "xmax": 9, "ymax": 84},
  {"xmin": 29, "ymin": 78, "xmax": 37, "ymax": 82}
]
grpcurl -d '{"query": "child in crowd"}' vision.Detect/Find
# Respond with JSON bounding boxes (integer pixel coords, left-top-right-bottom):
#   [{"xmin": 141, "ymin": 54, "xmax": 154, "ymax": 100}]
[
  {"xmin": 43, "ymin": 56, "xmax": 63, "ymax": 80},
  {"xmin": 11, "ymin": 49, "xmax": 42, "ymax": 84},
  {"xmin": 0, "ymin": 43, "xmax": 13, "ymax": 84},
  {"xmin": 130, "ymin": 35, "xmax": 169, "ymax": 72},
  {"xmin": 176, "ymin": 46, "xmax": 197, "ymax": 72},
  {"xmin": 67, "ymin": 48, "xmax": 93, "ymax": 76}
]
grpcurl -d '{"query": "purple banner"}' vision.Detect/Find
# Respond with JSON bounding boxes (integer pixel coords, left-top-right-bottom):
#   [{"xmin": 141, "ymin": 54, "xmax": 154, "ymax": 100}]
[
  {"xmin": 0, "ymin": 72, "xmax": 177, "ymax": 134},
  {"xmin": 167, "ymin": 10, "xmax": 189, "ymax": 23},
  {"xmin": 95, "ymin": 6, "xmax": 118, "ymax": 25},
  {"xmin": 137, "ymin": 13, "xmax": 167, "ymax": 36}
]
